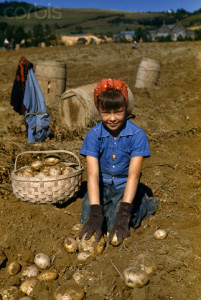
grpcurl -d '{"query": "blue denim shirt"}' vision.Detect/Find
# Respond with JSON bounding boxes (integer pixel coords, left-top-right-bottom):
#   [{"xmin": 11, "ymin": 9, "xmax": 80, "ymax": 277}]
[{"xmin": 80, "ymin": 120, "xmax": 151, "ymax": 189}]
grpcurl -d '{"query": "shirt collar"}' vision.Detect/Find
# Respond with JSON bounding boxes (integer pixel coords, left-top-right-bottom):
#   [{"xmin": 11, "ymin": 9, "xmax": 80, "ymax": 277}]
[{"xmin": 98, "ymin": 120, "xmax": 133, "ymax": 138}]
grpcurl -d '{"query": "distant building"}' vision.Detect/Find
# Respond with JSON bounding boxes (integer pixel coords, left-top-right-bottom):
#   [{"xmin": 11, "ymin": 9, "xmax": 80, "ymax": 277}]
[
  {"xmin": 148, "ymin": 20, "xmax": 195, "ymax": 41},
  {"xmin": 114, "ymin": 31, "xmax": 135, "ymax": 43}
]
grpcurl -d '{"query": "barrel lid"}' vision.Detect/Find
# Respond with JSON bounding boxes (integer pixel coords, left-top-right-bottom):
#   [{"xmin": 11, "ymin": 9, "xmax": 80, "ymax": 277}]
[{"xmin": 35, "ymin": 60, "xmax": 66, "ymax": 67}]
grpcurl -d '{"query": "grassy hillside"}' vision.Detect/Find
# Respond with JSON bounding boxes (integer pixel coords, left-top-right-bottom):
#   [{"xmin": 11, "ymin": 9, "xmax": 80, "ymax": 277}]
[
  {"xmin": 0, "ymin": 7, "xmax": 177, "ymax": 36},
  {"xmin": 182, "ymin": 13, "xmax": 201, "ymax": 28},
  {"xmin": 0, "ymin": 2, "xmax": 201, "ymax": 41}
]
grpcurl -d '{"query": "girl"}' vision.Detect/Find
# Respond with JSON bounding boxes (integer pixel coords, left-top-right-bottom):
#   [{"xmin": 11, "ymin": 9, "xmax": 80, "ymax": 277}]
[{"xmin": 78, "ymin": 78, "xmax": 159, "ymax": 244}]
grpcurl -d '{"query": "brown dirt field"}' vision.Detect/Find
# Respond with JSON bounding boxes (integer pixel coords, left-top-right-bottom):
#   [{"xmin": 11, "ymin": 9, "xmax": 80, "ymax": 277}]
[{"xmin": 0, "ymin": 41, "xmax": 201, "ymax": 299}]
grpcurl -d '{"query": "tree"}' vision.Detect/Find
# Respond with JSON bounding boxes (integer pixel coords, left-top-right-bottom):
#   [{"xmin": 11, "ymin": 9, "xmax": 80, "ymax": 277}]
[
  {"xmin": 75, "ymin": 26, "xmax": 83, "ymax": 34},
  {"xmin": 33, "ymin": 24, "xmax": 44, "ymax": 37},
  {"xmin": 175, "ymin": 8, "xmax": 190, "ymax": 19},
  {"xmin": 4, "ymin": 25, "xmax": 15, "ymax": 40},
  {"xmin": 134, "ymin": 28, "xmax": 148, "ymax": 42},
  {"xmin": 15, "ymin": 26, "xmax": 26, "ymax": 43},
  {"xmin": 45, "ymin": 24, "xmax": 51, "ymax": 35}
]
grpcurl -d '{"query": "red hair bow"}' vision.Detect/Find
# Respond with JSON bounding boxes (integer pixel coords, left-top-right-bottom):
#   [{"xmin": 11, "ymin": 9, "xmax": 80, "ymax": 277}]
[{"xmin": 94, "ymin": 78, "xmax": 129, "ymax": 108}]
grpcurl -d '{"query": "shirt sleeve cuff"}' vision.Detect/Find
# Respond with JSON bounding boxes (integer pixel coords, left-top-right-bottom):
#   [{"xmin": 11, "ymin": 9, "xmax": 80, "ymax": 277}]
[{"xmin": 80, "ymin": 150, "xmax": 99, "ymax": 158}]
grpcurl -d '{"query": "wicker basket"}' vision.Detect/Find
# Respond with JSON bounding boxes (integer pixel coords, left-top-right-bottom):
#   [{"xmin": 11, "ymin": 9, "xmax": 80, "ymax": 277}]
[{"xmin": 11, "ymin": 150, "xmax": 83, "ymax": 204}]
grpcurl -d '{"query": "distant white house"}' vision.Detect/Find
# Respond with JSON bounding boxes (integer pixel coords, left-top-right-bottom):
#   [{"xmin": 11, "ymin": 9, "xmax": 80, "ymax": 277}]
[{"xmin": 148, "ymin": 20, "xmax": 195, "ymax": 41}]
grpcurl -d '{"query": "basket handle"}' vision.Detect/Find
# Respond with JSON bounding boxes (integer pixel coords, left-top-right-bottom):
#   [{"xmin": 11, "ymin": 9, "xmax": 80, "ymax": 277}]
[{"xmin": 14, "ymin": 150, "xmax": 81, "ymax": 171}]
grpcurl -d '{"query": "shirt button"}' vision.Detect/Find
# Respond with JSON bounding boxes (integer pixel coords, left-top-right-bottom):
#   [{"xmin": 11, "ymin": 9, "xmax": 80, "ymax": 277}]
[
  {"xmin": 112, "ymin": 165, "xmax": 115, "ymax": 168},
  {"xmin": 114, "ymin": 142, "xmax": 116, "ymax": 144}
]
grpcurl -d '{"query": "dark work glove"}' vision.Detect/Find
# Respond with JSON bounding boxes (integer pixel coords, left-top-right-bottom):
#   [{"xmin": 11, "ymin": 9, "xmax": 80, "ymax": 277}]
[
  {"xmin": 109, "ymin": 202, "xmax": 133, "ymax": 244},
  {"xmin": 78, "ymin": 205, "xmax": 104, "ymax": 241}
]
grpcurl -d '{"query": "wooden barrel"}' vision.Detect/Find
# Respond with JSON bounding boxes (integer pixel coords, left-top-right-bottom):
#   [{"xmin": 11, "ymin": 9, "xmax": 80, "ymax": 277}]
[
  {"xmin": 35, "ymin": 61, "xmax": 66, "ymax": 106},
  {"xmin": 196, "ymin": 52, "xmax": 201, "ymax": 67},
  {"xmin": 60, "ymin": 82, "xmax": 134, "ymax": 128},
  {"xmin": 135, "ymin": 58, "xmax": 160, "ymax": 88}
]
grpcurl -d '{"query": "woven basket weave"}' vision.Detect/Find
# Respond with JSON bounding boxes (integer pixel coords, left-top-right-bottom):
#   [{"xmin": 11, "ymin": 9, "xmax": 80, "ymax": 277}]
[{"xmin": 11, "ymin": 150, "xmax": 83, "ymax": 204}]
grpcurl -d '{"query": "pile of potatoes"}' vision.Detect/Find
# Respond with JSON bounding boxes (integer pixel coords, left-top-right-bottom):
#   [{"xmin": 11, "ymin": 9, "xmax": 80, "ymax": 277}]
[
  {"xmin": 0, "ymin": 250, "xmax": 86, "ymax": 300},
  {"xmin": 16, "ymin": 155, "xmax": 75, "ymax": 178},
  {"xmin": 0, "ymin": 252, "xmax": 59, "ymax": 299}
]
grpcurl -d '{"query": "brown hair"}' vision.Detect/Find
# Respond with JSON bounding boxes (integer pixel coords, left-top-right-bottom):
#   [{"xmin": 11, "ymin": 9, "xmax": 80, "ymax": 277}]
[{"xmin": 97, "ymin": 89, "xmax": 127, "ymax": 111}]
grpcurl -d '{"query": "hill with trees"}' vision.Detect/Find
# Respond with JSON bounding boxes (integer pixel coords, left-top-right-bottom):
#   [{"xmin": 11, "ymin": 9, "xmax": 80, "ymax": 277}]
[{"xmin": 0, "ymin": 1, "xmax": 201, "ymax": 46}]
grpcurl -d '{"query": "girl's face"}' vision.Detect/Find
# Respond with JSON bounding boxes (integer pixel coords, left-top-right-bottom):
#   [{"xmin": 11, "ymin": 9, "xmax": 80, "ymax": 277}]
[{"xmin": 98, "ymin": 105, "xmax": 126, "ymax": 136}]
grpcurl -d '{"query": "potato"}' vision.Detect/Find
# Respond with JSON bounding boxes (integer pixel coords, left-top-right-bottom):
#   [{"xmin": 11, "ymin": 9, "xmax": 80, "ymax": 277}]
[
  {"xmin": 34, "ymin": 172, "xmax": 47, "ymax": 178},
  {"xmin": 34, "ymin": 253, "xmax": 51, "ymax": 270},
  {"xmin": 54, "ymin": 284, "xmax": 85, "ymax": 300},
  {"xmin": 1, "ymin": 286, "xmax": 20, "ymax": 300},
  {"xmin": 22, "ymin": 167, "xmax": 34, "ymax": 177},
  {"xmin": 78, "ymin": 234, "xmax": 105, "ymax": 255},
  {"xmin": 77, "ymin": 252, "xmax": 91, "ymax": 262},
  {"xmin": 59, "ymin": 163, "xmax": 66, "ymax": 172},
  {"xmin": 71, "ymin": 223, "xmax": 82, "ymax": 233},
  {"xmin": 45, "ymin": 156, "xmax": 60, "ymax": 166},
  {"xmin": 38, "ymin": 166, "xmax": 50, "ymax": 177},
  {"xmin": 153, "ymin": 229, "xmax": 168, "ymax": 240},
  {"xmin": 123, "ymin": 267, "xmax": 149, "ymax": 288},
  {"xmin": 110, "ymin": 232, "xmax": 121, "ymax": 247},
  {"xmin": 21, "ymin": 265, "xmax": 39, "ymax": 278},
  {"xmin": 7, "ymin": 261, "xmax": 21, "ymax": 276},
  {"xmin": 73, "ymin": 270, "xmax": 89, "ymax": 285},
  {"xmin": 134, "ymin": 253, "xmax": 157, "ymax": 275},
  {"xmin": 62, "ymin": 166, "xmax": 74, "ymax": 175},
  {"xmin": 16, "ymin": 170, "xmax": 25, "ymax": 177},
  {"xmin": 30, "ymin": 160, "xmax": 43, "ymax": 171},
  {"xmin": 64, "ymin": 237, "xmax": 78, "ymax": 253},
  {"xmin": 20, "ymin": 279, "xmax": 37, "ymax": 296},
  {"xmin": 49, "ymin": 165, "xmax": 62, "ymax": 176},
  {"xmin": 37, "ymin": 270, "xmax": 58, "ymax": 281}
]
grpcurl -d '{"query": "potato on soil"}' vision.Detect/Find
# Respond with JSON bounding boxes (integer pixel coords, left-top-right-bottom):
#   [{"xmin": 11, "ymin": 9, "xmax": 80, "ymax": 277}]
[
  {"xmin": 77, "ymin": 251, "xmax": 92, "ymax": 262},
  {"xmin": 153, "ymin": 229, "xmax": 168, "ymax": 240},
  {"xmin": 78, "ymin": 234, "xmax": 105, "ymax": 255},
  {"xmin": 1, "ymin": 286, "xmax": 21, "ymax": 300},
  {"xmin": 20, "ymin": 279, "xmax": 37, "ymax": 296},
  {"xmin": 123, "ymin": 267, "xmax": 149, "ymax": 288},
  {"xmin": 134, "ymin": 253, "xmax": 157, "ymax": 275},
  {"xmin": 37, "ymin": 270, "xmax": 58, "ymax": 281},
  {"xmin": 54, "ymin": 284, "xmax": 85, "ymax": 300},
  {"xmin": 110, "ymin": 232, "xmax": 121, "ymax": 247},
  {"xmin": 64, "ymin": 237, "xmax": 78, "ymax": 253},
  {"xmin": 7, "ymin": 261, "xmax": 21, "ymax": 275},
  {"xmin": 73, "ymin": 270, "xmax": 89, "ymax": 285},
  {"xmin": 21, "ymin": 265, "xmax": 39, "ymax": 278},
  {"xmin": 34, "ymin": 253, "xmax": 51, "ymax": 270}
]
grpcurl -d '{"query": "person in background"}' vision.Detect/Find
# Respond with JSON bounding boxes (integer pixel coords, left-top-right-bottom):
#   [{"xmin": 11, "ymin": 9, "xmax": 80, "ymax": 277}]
[
  {"xmin": 78, "ymin": 78, "xmax": 159, "ymax": 245},
  {"xmin": 11, "ymin": 39, "xmax": 16, "ymax": 50},
  {"xmin": 4, "ymin": 38, "xmax": 9, "ymax": 50},
  {"xmin": 138, "ymin": 37, "xmax": 143, "ymax": 48}
]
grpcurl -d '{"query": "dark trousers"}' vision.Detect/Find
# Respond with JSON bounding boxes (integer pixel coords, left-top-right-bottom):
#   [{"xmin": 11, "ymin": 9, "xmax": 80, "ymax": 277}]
[{"xmin": 80, "ymin": 183, "xmax": 160, "ymax": 232}]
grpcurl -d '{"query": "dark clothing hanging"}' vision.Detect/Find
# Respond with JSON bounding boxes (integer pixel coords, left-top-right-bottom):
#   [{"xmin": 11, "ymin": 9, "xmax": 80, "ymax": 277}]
[{"xmin": 10, "ymin": 56, "xmax": 33, "ymax": 115}]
